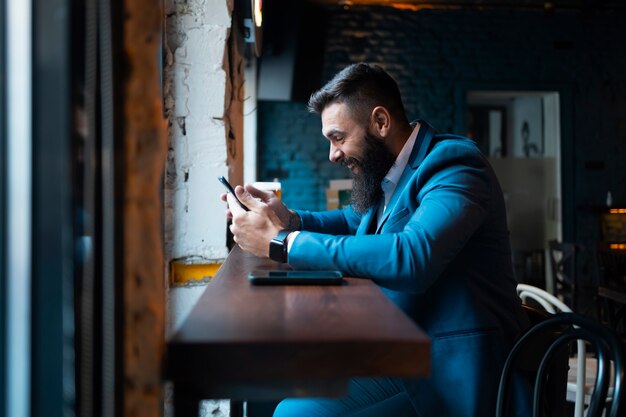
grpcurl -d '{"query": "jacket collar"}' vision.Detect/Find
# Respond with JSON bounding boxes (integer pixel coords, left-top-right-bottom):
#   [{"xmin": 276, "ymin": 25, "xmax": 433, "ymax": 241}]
[
  {"xmin": 408, "ymin": 120, "xmax": 438, "ymax": 169},
  {"xmin": 373, "ymin": 121, "xmax": 437, "ymax": 231},
  {"xmin": 358, "ymin": 121, "xmax": 438, "ymax": 235}
]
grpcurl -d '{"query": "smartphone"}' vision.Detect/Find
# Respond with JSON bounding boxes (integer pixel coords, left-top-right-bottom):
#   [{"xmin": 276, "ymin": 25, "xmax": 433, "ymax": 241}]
[
  {"xmin": 218, "ymin": 175, "xmax": 249, "ymax": 211},
  {"xmin": 248, "ymin": 270, "xmax": 344, "ymax": 285}
]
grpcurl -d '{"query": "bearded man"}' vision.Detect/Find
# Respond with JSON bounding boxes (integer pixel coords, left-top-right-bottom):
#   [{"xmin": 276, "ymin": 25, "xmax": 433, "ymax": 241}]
[{"xmin": 223, "ymin": 63, "xmax": 529, "ymax": 417}]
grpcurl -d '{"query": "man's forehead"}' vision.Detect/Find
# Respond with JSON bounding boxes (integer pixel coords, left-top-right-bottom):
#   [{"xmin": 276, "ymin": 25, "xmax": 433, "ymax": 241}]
[
  {"xmin": 321, "ymin": 102, "xmax": 354, "ymax": 136},
  {"xmin": 321, "ymin": 102, "xmax": 346, "ymax": 120}
]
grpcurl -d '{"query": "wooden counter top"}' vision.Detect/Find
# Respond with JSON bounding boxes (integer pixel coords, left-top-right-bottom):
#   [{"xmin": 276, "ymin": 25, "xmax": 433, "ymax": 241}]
[{"xmin": 165, "ymin": 245, "xmax": 430, "ymax": 412}]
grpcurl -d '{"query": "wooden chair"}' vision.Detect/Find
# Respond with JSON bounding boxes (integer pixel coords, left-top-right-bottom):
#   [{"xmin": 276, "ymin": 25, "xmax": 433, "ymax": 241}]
[{"xmin": 496, "ymin": 312, "xmax": 624, "ymax": 417}]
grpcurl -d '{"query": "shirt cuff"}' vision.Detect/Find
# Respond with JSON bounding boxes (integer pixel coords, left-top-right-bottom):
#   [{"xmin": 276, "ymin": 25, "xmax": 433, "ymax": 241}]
[{"xmin": 286, "ymin": 231, "xmax": 300, "ymax": 253}]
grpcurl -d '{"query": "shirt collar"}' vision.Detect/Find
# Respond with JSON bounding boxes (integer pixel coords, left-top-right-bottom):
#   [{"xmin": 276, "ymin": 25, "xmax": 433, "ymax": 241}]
[{"xmin": 382, "ymin": 122, "xmax": 421, "ymax": 192}]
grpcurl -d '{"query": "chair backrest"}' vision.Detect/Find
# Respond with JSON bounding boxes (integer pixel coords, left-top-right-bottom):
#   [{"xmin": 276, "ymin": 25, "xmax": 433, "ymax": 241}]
[
  {"xmin": 517, "ymin": 304, "xmax": 570, "ymax": 417},
  {"xmin": 521, "ymin": 303, "xmax": 549, "ymax": 325},
  {"xmin": 496, "ymin": 313, "xmax": 625, "ymax": 417},
  {"xmin": 517, "ymin": 283, "xmax": 588, "ymax": 417},
  {"xmin": 517, "ymin": 283, "xmax": 572, "ymax": 314}
]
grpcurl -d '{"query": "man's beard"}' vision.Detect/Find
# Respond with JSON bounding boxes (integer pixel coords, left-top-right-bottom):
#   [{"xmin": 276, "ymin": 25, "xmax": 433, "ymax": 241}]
[{"xmin": 343, "ymin": 132, "xmax": 396, "ymax": 215}]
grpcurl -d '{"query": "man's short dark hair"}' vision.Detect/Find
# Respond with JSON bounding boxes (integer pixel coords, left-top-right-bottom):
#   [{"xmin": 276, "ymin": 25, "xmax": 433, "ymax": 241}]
[{"xmin": 307, "ymin": 63, "xmax": 408, "ymax": 124}]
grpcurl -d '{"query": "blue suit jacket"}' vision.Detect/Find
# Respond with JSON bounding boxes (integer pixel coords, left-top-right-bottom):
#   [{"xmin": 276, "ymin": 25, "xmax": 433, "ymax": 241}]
[{"xmin": 289, "ymin": 122, "xmax": 529, "ymax": 417}]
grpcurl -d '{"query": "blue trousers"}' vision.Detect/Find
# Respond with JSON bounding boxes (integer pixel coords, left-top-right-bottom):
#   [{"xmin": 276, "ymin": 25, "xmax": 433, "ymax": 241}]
[{"xmin": 272, "ymin": 378, "xmax": 420, "ymax": 417}]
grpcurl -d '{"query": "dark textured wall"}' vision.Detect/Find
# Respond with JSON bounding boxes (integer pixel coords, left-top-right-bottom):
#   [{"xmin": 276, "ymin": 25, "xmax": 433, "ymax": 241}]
[
  {"xmin": 258, "ymin": 6, "xmax": 626, "ymax": 247},
  {"xmin": 257, "ymin": 102, "xmax": 347, "ymax": 210}
]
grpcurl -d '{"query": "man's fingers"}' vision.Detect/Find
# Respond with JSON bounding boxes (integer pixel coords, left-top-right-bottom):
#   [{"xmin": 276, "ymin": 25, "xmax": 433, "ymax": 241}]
[
  {"xmin": 245, "ymin": 183, "xmax": 274, "ymax": 201},
  {"xmin": 235, "ymin": 185, "xmax": 263, "ymax": 210},
  {"xmin": 226, "ymin": 192, "xmax": 246, "ymax": 215}
]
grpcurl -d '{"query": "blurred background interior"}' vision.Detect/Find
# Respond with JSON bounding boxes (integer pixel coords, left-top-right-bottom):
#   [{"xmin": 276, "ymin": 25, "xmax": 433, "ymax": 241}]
[{"xmin": 2, "ymin": 0, "xmax": 626, "ymax": 416}]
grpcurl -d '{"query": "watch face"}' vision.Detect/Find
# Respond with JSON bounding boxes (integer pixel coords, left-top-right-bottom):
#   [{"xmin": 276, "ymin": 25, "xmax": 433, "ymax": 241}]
[
  {"xmin": 270, "ymin": 231, "xmax": 289, "ymax": 263},
  {"xmin": 269, "ymin": 238, "xmax": 285, "ymax": 263}
]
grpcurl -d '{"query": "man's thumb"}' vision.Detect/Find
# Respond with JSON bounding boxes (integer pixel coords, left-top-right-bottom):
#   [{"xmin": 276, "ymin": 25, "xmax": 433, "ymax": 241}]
[
  {"xmin": 245, "ymin": 183, "xmax": 273, "ymax": 201},
  {"xmin": 235, "ymin": 185, "xmax": 259, "ymax": 209}
]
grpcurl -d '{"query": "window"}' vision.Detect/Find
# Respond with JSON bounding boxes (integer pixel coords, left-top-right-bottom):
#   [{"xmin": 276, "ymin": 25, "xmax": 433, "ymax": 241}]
[{"xmin": 0, "ymin": 0, "xmax": 7, "ymax": 412}]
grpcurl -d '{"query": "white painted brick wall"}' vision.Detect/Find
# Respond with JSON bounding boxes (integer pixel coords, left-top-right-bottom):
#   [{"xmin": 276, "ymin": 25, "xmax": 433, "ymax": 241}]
[
  {"xmin": 164, "ymin": 0, "xmax": 234, "ymax": 415},
  {"xmin": 164, "ymin": 0, "xmax": 232, "ymax": 262}
]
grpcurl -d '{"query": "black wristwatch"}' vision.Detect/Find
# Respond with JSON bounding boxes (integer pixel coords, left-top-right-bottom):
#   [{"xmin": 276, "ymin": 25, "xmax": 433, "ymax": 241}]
[{"xmin": 269, "ymin": 229, "xmax": 291, "ymax": 263}]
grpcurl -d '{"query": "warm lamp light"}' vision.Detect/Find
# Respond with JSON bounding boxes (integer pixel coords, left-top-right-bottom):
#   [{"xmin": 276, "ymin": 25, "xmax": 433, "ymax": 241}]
[{"xmin": 254, "ymin": 0, "xmax": 262, "ymax": 27}]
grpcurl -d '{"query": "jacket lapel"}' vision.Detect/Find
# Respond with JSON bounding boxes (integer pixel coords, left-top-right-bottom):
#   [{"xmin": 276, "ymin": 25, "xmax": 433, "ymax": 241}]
[
  {"xmin": 356, "ymin": 205, "xmax": 377, "ymax": 235},
  {"xmin": 375, "ymin": 121, "xmax": 437, "ymax": 234}
]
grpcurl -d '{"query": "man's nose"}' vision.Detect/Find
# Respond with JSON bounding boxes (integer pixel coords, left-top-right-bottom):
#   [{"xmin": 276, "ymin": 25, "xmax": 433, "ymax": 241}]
[{"xmin": 329, "ymin": 143, "xmax": 342, "ymax": 163}]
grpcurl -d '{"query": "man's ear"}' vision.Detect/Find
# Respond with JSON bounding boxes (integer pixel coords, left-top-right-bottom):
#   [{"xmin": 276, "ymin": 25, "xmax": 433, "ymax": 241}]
[{"xmin": 370, "ymin": 106, "xmax": 391, "ymax": 138}]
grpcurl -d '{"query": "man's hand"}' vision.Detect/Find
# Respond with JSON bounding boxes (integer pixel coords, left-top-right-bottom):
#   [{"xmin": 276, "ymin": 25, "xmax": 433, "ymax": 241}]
[
  {"xmin": 220, "ymin": 183, "xmax": 300, "ymax": 229},
  {"xmin": 224, "ymin": 185, "xmax": 285, "ymax": 258},
  {"xmin": 244, "ymin": 184, "xmax": 301, "ymax": 229}
]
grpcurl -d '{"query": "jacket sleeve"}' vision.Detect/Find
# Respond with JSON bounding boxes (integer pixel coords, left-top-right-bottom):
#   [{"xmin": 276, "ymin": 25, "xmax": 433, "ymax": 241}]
[
  {"xmin": 296, "ymin": 206, "xmax": 362, "ymax": 235},
  {"xmin": 288, "ymin": 142, "xmax": 494, "ymax": 294}
]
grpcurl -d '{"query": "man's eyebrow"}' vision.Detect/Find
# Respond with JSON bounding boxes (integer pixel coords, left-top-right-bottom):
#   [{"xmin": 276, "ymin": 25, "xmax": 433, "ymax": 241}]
[{"xmin": 323, "ymin": 128, "xmax": 344, "ymax": 138}]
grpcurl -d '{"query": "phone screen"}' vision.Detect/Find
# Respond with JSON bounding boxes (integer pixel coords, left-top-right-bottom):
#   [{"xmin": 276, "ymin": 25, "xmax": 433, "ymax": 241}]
[
  {"xmin": 218, "ymin": 176, "xmax": 249, "ymax": 211},
  {"xmin": 248, "ymin": 270, "xmax": 344, "ymax": 285}
]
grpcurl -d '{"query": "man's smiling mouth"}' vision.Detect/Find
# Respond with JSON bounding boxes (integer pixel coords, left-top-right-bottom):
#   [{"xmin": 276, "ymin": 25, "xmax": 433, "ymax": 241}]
[{"xmin": 342, "ymin": 158, "xmax": 359, "ymax": 173}]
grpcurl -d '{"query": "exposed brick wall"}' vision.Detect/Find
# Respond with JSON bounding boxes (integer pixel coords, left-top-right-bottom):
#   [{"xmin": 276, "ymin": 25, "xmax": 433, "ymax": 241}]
[
  {"xmin": 164, "ymin": 0, "xmax": 232, "ymax": 263},
  {"xmin": 259, "ymin": 6, "xmax": 626, "ymax": 246},
  {"xmin": 163, "ymin": 0, "xmax": 237, "ymax": 415},
  {"xmin": 257, "ymin": 102, "xmax": 347, "ymax": 210}
]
